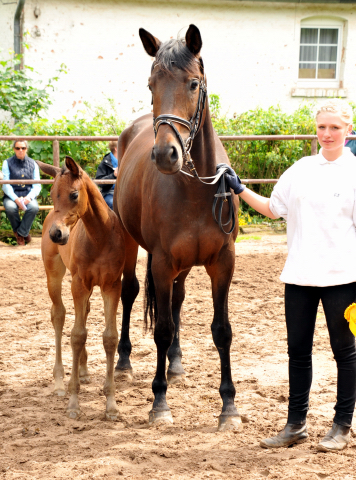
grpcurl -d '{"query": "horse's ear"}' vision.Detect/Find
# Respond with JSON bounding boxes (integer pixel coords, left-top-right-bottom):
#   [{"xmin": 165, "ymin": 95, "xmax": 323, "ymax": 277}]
[
  {"xmin": 185, "ymin": 24, "xmax": 202, "ymax": 56},
  {"xmin": 139, "ymin": 28, "xmax": 161, "ymax": 57},
  {"xmin": 65, "ymin": 156, "xmax": 81, "ymax": 177},
  {"xmin": 36, "ymin": 160, "xmax": 61, "ymax": 178}
]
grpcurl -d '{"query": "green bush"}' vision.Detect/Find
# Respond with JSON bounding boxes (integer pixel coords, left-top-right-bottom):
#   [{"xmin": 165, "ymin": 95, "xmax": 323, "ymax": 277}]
[{"xmin": 1, "ymin": 95, "xmax": 355, "ymax": 227}]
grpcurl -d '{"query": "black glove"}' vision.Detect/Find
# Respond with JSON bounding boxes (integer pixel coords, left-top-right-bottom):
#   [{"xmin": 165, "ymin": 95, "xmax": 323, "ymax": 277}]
[{"xmin": 216, "ymin": 163, "xmax": 246, "ymax": 195}]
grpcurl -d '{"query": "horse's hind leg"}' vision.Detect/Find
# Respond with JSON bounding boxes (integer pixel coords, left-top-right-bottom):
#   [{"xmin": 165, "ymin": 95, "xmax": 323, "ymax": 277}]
[
  {"xmin": 79, "ymin": 298, "xmax": 91, "ymax": 384},
  {"xmin": 115, "ymin": 234, "xmax": 139, "ymax": 381},
  {"xmin": 101, "ymin": 282, "xmax": 121, "ymax": 420},
  {"xmin": 205, "ymin": 246, "xmax": 241, "ymax": 432},
  {"xmin": 167, "ymin": 268, "xmax": 190, "ymax": 385},
  {"xmin": 67, "ymin": 275, "xmax": 91, "ymax": 419},
  {"xmin": 45, "ymin": 254, "xmax": 66, "ymax": 396}
]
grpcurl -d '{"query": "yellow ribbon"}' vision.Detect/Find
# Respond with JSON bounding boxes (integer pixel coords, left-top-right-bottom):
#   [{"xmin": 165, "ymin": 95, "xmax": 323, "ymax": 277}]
[{"xmin": 344, "ymin": 303, "xmax": 356, "ymax": 336}]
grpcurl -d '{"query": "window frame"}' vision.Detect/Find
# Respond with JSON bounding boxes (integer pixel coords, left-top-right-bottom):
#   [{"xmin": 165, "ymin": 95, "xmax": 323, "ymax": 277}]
[{"xmin": 298, "ymin": 25, "xmax": 341, "ymax": 83}]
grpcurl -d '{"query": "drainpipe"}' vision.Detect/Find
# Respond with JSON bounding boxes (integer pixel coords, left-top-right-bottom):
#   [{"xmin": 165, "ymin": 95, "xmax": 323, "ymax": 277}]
[{"xmin": 14, "ymin": 0, "xmax": 26, "ymax": 70}]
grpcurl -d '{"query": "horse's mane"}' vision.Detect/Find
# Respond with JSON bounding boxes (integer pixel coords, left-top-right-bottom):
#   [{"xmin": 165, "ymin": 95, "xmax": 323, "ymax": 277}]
[{"xmin": 153, "ymin": 38, "xmax": 203, "ymax": 76}]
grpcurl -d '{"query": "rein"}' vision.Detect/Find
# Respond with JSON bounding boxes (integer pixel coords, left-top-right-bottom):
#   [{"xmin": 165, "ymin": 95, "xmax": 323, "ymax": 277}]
[{"xmin": 152, "ymin": 77, "xmax": 235, "ymax": 235}]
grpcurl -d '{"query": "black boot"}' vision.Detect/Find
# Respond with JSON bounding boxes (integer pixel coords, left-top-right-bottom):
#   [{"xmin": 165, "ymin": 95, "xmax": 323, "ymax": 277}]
[
  {"xmin": 260, "ymin": 423, "xmax": 308, "ymax": 449},
  {"xmin": 317, "ymin": 423, "xmax": 350, "ymax": 452}
]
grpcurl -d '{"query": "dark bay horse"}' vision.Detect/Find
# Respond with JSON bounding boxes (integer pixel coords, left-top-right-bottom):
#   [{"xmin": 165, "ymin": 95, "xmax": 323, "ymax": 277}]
[
  {"xmin": 38, "ymin": 156, "xmax": 125, "ymax": 421},
  {"xmin": 114, "ymin": 25, "xmax": 240, "ymax": 430}
]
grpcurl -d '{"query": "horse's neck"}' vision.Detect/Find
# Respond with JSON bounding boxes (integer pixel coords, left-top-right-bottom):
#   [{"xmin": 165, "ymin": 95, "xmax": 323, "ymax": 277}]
[
  {"xmin": 81, "ymin": 177, "xmax": 112, "ymax": 240},
  {"xmin": 190, "ymin": 107, "xmax": 217, "ymax": 177}
]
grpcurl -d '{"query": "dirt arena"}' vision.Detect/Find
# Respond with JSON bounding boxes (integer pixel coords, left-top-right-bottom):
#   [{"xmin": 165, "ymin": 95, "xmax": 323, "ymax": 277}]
[{"xmin": 0, "ymin": 234, "xmax": 355, "ymax": 480}]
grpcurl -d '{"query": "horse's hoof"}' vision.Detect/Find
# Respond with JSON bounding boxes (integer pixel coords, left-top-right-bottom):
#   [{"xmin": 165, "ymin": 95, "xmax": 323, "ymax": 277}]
[
  {"xmin": 114, "ymin": 368, "xmax": 133, "ymax": 382},
  {"xmin": 149, "ymin": 409, "xmax": 173, "ymax": 425},
  {"xmin": 67, "ymin": 409, "xmax": 81, "ymax": 420},
  {"xmin": 106, "ymin": 412, "xmax": 118, "ymax": 422},
  {"xmin": 167, "ymin": 372, "xmax": 185, "ymax": 385},
  {"xmin": 53, "ymin": 388, "xmax": 66, "ymax": 397},
  {"xmin": 217, "ymin": 414, "xmax": 242, "ymax": 432},
  {"xmin": 79, "ymin": 375, "xmax": 91, "ymax": 384}
]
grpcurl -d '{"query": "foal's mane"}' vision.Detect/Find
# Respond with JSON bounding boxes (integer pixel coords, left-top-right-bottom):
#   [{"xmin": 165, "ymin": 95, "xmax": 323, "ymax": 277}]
[{"xmin": 153, "ymin": 38, "xmax": 204, "ymax": 76}]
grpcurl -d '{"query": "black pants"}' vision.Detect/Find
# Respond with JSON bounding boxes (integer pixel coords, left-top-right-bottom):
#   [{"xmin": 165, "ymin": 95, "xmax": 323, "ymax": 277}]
[{"xmin": 285, "ymin": 282, "xmax": 356, "ymax": 427}]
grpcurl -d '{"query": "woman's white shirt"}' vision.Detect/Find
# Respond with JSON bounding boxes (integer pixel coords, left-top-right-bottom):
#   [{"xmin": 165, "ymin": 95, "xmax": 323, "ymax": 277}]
[{"xmin": 269, "ymin": 147, "xmax": 356, "ymax": 286}]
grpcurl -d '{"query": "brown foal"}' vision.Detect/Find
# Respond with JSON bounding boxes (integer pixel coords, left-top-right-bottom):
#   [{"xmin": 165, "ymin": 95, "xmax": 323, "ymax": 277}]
[{"xmin": 38, "ymin": 156, "xmax": 125, "ymax": 420}]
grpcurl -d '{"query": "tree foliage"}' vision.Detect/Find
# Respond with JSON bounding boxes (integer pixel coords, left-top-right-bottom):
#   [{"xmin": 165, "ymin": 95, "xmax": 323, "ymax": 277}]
[{"xmin": 0, "ymin": 51, "xmax": 65, "ymax": 122}]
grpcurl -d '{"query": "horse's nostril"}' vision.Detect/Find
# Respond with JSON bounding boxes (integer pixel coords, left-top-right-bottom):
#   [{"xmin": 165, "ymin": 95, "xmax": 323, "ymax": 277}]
[
  {"xmin": 57, "ymin": 230, "xmax": 62, "ymax": 239},
  {"xmin": 151, "ymin": 147, "xmax": 156, "ymax": 163},
  {"xmin": 169, "ymin": 146, "xmax": 178, "ymax": 165}
]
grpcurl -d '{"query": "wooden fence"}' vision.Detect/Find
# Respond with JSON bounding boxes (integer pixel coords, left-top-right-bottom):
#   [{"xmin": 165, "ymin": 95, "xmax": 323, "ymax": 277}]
[{"xmin": 1, "ymin": 134, "xmax": 354, "ymax": 212}]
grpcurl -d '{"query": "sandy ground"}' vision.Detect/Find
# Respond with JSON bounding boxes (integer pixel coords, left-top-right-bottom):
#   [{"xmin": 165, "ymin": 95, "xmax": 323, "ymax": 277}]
[{"xmin": 0, "ymin": 234, "xmax": 355, "ymax": 480}]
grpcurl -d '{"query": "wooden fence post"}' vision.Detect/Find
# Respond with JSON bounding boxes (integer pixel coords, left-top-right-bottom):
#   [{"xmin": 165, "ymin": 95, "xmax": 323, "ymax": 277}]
[
  {"xmin": 53, "ymin": 140, "xmax": 60, "ymax": 167},
  {"xmin": 311, "ymin": 138, "xmax": 318, "ymax": 156}
]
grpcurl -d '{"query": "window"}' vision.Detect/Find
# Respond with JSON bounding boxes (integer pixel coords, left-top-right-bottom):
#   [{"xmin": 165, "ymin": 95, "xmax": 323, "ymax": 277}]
[
  {"xmin": 291, "ymin": 17, "xmax": 347, "ymax": 98},
  {"xmin": 299, "ymin": 27, "xmax": 339, "ymax": 80}
]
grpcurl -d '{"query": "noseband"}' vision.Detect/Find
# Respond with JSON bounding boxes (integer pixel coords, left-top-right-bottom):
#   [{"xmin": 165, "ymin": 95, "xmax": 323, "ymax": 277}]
[
  {"xmin": 153, "ymin": 78, "xmax": 207, "ymax": 177},
  {"xmin": 152, "ymin": 75, "xmax": 235, "ymax": 235}
]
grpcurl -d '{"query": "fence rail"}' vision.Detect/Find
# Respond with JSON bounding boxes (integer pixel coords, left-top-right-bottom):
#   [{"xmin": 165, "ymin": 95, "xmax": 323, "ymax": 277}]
[{"xmin": 1, "ymin": 134, "xmax": 355, "ymax": 192}]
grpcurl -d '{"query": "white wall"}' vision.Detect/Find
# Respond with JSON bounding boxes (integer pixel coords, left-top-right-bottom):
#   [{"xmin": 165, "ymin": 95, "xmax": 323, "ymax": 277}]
[
  {"xmin": 1, "ymin": 0, "xmax": 356, "ymax": 121},
  {"xmin": 0, "ymin": 1, "xmax": 17, "ymax": 54}
]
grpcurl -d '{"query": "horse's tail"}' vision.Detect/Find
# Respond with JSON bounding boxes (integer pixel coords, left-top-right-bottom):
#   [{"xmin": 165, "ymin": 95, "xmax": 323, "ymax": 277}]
[{"xmin": 144, "ymin": 253, "xmax": 158, "ymax": 331}]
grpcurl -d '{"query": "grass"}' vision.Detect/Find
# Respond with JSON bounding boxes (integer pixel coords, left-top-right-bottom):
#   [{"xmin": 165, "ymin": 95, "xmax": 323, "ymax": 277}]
[{"xmin": 235, "ymin": 234, "xmax": 261, "ymax": 243}]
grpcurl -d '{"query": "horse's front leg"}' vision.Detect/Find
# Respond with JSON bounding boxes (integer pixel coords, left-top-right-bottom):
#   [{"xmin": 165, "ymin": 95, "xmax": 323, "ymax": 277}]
[
  {"xmin": 101, "ymin": 281, "xmax": 121, "ymax": 420},
  {"xmin": 205, "ymin": 245, "xmax": 241, "ymax": 432},
  {"xmin": 115, "ymin": 233, "xmax": 139, "ymax": 381},
  {"xmin": 149, "ymin": 256, "xmax": 176, "ymax": 425},
  {"xmin": 44, "ymin": 253, "xmax": 66, "ymax": 396},
  {"xmin": 67, "ymin": 275, "xmax": 91, "ymax": 419},
  {"xmin": 167, "ymin": 268, "xmax": 191, "ymax": 384},
  {"xmin": 78, "ymin": 298, "xmax": 91, "ymax": 384}
]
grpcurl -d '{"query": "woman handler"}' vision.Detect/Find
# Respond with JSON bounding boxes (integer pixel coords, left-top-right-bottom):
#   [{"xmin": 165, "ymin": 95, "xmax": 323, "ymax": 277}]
[{"xmin": 223, "ymin": 99, "xmax": 356, "ymax": 452}]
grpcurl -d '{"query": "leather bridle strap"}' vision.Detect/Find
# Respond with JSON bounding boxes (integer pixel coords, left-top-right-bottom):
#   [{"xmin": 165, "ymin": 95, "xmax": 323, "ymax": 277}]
[
  {"xmin": 153, "ymin": 78, "xmax": 207, "ymax": 174},
  {"xmin": 152, "ymin": 78, "xmax": 235, "ymax": 235}
]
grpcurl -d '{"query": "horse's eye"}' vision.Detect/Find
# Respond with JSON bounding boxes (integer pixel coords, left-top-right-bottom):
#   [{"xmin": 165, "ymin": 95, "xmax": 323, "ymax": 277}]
[
  {"xmin": 147, "ymin": 84, "xmax": 153, "ymax": 92},
  {"xmin": 191, "ymin": 81, "xmax": 199, "ymax": 91},
  {"xmin": 70, "ymin": 191, "xmax": 79, "ymax": 201}
]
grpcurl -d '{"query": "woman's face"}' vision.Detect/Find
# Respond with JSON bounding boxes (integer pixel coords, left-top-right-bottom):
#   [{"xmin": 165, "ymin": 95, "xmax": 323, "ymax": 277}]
[{"xmin": 316, "ymin": 112, "xmax": 352, "ymax": 154}]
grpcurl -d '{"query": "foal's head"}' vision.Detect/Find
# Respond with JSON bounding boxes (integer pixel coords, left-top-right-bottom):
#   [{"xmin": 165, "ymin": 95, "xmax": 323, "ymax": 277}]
[
  {"xmin": 140, "ymin": 24, "xmax": 206, "ymax": 174},
  {"xmin": 37, "ymin": 156, "xmax": 89, "ymax": 245}
]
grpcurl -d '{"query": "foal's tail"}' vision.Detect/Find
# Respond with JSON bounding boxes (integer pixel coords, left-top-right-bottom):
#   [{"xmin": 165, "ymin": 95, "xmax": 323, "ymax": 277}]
[{"xmin": 144, "ymin": 253, "xmax": 158, "ymax": 331}]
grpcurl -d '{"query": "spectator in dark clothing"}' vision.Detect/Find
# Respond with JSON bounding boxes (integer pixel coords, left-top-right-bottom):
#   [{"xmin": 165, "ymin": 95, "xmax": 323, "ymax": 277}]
[
  {"xmin": 345, "ymin": 130, "xmax": 356, "ymax": 156},
  {"xmin": 2, "ymin": 140, "xmax": 41, "ymax": 246},
  {"xmin": 95, "ymin": 141, "xmax": 118, "ymax": 209}
]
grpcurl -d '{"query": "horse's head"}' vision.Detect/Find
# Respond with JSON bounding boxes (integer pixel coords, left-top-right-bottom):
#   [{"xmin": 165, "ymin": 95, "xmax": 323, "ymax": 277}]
[
  {"xmin": 37, "ymin": 156, "xmax": 88, "ymax": 245},
  {"xmin": 140, "ymin": 24, "xmax": 206, "ymax": 175}
]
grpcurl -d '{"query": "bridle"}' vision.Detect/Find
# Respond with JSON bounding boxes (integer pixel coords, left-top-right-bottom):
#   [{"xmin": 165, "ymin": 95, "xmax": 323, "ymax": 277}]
[
  {"xmin": 151, "ymin": 69, "xmax": 235, "ymax": 235},
  {"xmin": 153, "ymin": 77, "xmax": 207, "ymax": 177}
]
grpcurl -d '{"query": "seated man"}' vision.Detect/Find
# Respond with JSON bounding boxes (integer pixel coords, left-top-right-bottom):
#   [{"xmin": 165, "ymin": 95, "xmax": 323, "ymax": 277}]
[
  {"xmin": 95, "ymin": 140, "xmax": 118, "ymax": 209},
  {"xmin": 2, "ymin": 140, "xmax": 41, "ymax": 246}
]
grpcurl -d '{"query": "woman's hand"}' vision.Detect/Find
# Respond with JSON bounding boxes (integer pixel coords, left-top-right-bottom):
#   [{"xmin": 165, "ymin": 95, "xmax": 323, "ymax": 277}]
[{"xmin": 216, "ymin": 163, "xmax": 246, "ymax": 194}]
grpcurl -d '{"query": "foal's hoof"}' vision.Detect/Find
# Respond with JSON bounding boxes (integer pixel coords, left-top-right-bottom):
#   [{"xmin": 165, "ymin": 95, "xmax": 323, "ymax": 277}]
[
  {"xmin": 79, "ymin": 375, "xmax": 91, "ymax": 384},
  {"xmin": 167, "ymin": 372, "xmax": 185, "ymax": 385},
  {"xmin": 149, "ymin": 409, "xmax": 173, "ymax": 425},
  {"xmin": 217, "ymin": 414, "xmax": 242, "ymax": 432},
  {"xmin": 67, "ymin": 408, "xmax": 81, "ymax": 420},
  {"xmin": 106, "ymin": 411, "xmax": 118, "ymax": 422},
  {"xmin": 114, "ymin": 368, "xmax": 133, "ymax": 382},
  {"xmin": 53, "ymin": 387, "xmax": 66, "ymax": 397}
]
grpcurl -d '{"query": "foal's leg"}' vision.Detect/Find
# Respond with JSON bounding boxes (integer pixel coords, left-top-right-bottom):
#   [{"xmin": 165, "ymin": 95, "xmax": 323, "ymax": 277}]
[
  {"xmin": 115, "ymin": 233, "xmax": 140, "ymax": 380},
  {"xmin": 67, "ymin": 275, "xmax": 91, "ymax": 419},
  {"xmin": 101, "ymin": 282, "xmax": 121, "ymax": 420},
  {"xmin": 149, "ymin": 255, "xmax": 175, "ymax": 425},
  {"xmin": 205, "ymin": 246, "xmax": 241, "ymax": 431},
  {"xmin": 45, "ymin": 254, "xmax": 66, "ymax": 396},
  {"xmin": 167, "ymin": 269, "xmax": 190, "ymax": 385},
  {"xmin": 79, "ymin": 297, "xmax": 92, "ymax": 384}
]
